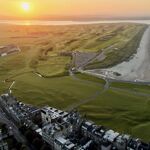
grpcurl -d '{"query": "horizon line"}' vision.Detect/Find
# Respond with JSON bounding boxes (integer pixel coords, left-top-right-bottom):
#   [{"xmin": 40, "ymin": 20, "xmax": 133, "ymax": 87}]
[{"xmin": 0, "ymin": 15, "xmax": 150, "ymax": 21}]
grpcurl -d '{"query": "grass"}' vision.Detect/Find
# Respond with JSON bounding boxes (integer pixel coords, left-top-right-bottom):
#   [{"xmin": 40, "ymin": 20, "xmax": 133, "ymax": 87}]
[
  {"xmin": 79, "ymin": 87, "xmax": 150, "ymax": 142},
  {"xmin": 85, "ymin": 25, "xmax": 147, "ymax": 69},
  {"xmin": 10, "ymin": 71, "xmax": 150, "ymax": 141},
  {"xmin": 0, "ymin": 24, "xmax": 146, "ymax": 78},
  {"xmin": 36, "ymin": 56, "xmax": 70, "ymax": 77},
  {"xmin": 0, "ymin": 23, "xmax": 149, "ymax": 141},
  {"xmin": 0, "ymin": 82, "xmax": 11, "ymax": 94},
  {"xmin": 11, "ymin": 73, "xmax": 104, "ymax": 109},
  {"xmin": 75, "ymin": 73, "xmax": 106, "ymax": 84},
  {"xmin": 111, "ymin": 82, "xmax": 150, "ymax": 95}
]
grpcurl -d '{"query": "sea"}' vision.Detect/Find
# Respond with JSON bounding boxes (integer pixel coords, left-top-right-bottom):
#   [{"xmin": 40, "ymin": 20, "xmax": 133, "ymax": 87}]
[{"xmin": 0, "ymin": 20, "xmax": 150, "ymax": 25}]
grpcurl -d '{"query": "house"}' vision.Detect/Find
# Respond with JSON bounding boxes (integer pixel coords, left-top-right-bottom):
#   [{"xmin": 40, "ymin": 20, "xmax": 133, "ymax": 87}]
[
  {"xmin": 114, "ymin": 134, "xmax": 130, "ymax": 150},
  {"xmin": 0, "ymin": 141, "xmax": 8, "ymax": 150},
  {"xmin": 138, "ymin": 141, "xmax": 150, "ymax": 150},
  {"xmin": 103, "ymin": 130, "xmax": 120, "ymax": 143},
  {"xmin": 0, "ymin": 44, "xmax": 21, "ymax": 57},
  {"xmin": 127, "ymin": 139, "xmax": 139, "ymax": 150},
  {"xmin": 42, "ymin": 123, "xmax": 62, "ymax": 146},
  {"xmin": 41, "ymin": 106, "xmax": 68, "ymax": 124},
  {"xmin": 54, "ymin": 136, "xmax": 75, "ymax": 150}
]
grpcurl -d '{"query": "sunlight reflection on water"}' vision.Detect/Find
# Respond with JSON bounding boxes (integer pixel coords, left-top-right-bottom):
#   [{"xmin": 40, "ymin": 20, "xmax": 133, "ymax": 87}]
[{"xmin": 0, "ymin": 20, "xmax": 150, "ymax": 25}]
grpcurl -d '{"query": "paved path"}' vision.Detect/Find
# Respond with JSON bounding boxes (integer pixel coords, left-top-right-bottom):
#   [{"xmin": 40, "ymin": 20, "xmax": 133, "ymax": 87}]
[
  {"xmin": 66, "ymin": 69, "xmax": 150, "ymax": 111},
  {"xmin": 90, "ymin": 26, "xmax": 150, "ymax": 82},
  {"xmin": 65, "ymin": 70, "xmax": 109, "ymax": 111}
]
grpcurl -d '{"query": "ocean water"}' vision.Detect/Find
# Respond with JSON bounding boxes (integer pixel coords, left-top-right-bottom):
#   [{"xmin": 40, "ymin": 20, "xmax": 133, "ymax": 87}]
[{"xmin": 0, "ymin": 20, "xmax": 150, "ymax": 25}]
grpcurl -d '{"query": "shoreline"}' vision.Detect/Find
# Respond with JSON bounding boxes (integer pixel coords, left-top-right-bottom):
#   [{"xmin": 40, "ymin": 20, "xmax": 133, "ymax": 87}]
[
  {"xmin": 0, "ymin": 20, "xmax": 150, "ymax": 26},
  {"xmin": 87, "ymin": 26, "xmax": 150, "ymax": 82}
]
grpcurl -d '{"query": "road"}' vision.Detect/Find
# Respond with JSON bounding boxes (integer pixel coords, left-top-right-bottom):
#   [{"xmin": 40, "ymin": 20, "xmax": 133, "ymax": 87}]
[
  {"xmin": 66, "ymin": 68, "xmax": 150, "ymax": 111},
  {"xmin": 91, "ymin": 26, "xmax": 150, "ymax": 82},
  {"xmin": 81, "ymin": 70, "xmax": 150, "ymax": 85}
]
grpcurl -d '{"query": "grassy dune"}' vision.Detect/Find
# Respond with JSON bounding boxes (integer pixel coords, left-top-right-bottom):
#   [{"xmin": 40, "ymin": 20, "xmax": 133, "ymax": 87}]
[{"xmin": 85, "ymin": 25, "xmax": 147, "ymax": 69}]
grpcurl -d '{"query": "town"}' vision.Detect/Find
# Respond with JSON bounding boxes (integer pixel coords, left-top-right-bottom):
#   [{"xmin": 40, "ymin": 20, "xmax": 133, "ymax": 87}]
[{"xmin": 0, "ymin": 93, "xmax": 149, "ymax": 150}]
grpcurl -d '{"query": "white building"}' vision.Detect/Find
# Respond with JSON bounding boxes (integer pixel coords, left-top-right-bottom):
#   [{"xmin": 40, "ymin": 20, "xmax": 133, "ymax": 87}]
[
  {"xmin": 54, "ymin": 136, "xmax": 75, "ymax": 150},
  {"xmin": 41, "ymin": 106, "xmax": 68, "ymax": 123},
  {"xmin": 103, "ymin": 130, "xmax": 120, "ymax": 142},
  {"xmin": 0, "ymin": 44, "xmax": 21, "ymax": 57},
  {"xmin": 42, "ymin": 123, "xmax": 61, "ymax": 146},
  {"xmin": 0, "ymin": 142, "xmax": 8, "ymax": 150}
]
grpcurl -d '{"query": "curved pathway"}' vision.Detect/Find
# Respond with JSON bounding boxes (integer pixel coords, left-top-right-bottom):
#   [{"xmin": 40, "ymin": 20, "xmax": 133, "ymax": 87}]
[{"xmin": 65, "ymin": 70, "xmax": 109, "ymax": 111}]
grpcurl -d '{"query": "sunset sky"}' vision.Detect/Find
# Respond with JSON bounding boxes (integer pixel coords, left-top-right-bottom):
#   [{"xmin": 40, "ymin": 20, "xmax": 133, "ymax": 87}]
[{"xmin": 0, "ymin": 0, "xmax": 150, "ymax": 19}]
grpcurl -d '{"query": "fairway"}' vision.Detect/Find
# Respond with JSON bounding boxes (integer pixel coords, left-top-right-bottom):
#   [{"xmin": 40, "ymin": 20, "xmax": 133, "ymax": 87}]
[
  {"xmin": 11, "ymin": 73, "xmax": 104, "ymax": 109},
  {"xmin": 79, "ymin": 86, "xmax": 150, "ymax": 142}
]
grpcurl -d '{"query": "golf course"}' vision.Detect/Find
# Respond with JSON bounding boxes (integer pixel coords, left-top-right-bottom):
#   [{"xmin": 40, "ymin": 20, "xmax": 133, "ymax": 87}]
[{"xmin": 0, "ymin": 23, "xmax": 149, "ymax": 141}]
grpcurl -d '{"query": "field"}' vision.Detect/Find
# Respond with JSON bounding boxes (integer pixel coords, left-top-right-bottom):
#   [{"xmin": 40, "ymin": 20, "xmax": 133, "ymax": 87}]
[
  {"xmin": 0, "ymin": 23, "xmax": 149, "ymax": 141},
  {"xmin": 12, "ymin": 73, "xmax": 105, "ymax": 108},
  {"xmin": 84, "ymin": 24, "xmax": 147, "ymax": 69},
  {"xmin": 79, "ymin": 81, "xmax": 150, "ymax": 142},
  {"xmin": 0, "ymin": 24, "xmax": 147, "ymax": 78}
]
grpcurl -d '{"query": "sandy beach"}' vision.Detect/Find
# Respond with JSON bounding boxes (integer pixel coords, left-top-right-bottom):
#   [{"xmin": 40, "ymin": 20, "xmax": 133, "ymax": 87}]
[{"xmin": 88, "ymin": 26, "xmax": 150, "ymax": 82}]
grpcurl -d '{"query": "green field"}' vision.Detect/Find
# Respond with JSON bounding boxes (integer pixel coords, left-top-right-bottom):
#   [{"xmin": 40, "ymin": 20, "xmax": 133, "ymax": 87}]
[
  {"xmin": 12, "ymin": 73, "xmax": 104, "ymax": 108},
  {"xmin": 7, "ymin": 72, "xmax": 150, "ymax": 142},
  {"xmin": 0, "ymin": 23, "xmax": 149, "ymax": 141},
  {"xmin": 0, "ymin": 23, "xmax": 147, "ymax": 79},
  {"xmin": 85, "ymin": 24, "xmax": 147, "ymax": 69},
  {"xmin": 79, "ymin": 83, "xmax": 150, "ymax": 142}
]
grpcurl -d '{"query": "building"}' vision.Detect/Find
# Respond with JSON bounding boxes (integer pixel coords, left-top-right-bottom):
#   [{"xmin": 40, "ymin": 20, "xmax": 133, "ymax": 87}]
[
  {"xmin": 114, "ymin": 134, "xmax": 130, "ymax": 150},
  {"xmin": 103, "ymin": 130, "xmax": 120, "ymax": 143},
  {"xmin": 41, "ymin": 106, "xmax": 68, "ymax": 124},
  {"xmin": 42, "ymin": 123, "xmax": 62, "ymax": 146},
  {"xmin": 54, "ymin": 136, "xmax": 75, "ymax": 150},
  {"xmin": 0, "ymin": 94, "xmax": 150, "ymax": 150},
  {"xmin": 0, "ymin": 94, "xmax": 40, "ymax": 128},
  {"xmin": 0, "ymin": 44, "xmax": 21, "ymax": 57},
  {"xmin": 0, "ymin": 141, "xmax": 8, "ymax": 150}
]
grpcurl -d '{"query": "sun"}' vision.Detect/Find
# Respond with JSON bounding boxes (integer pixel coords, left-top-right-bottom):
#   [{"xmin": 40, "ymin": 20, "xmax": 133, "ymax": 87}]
[{"xmin": 21, "ymin": 2, "xmax": 30, "ymax": 12}]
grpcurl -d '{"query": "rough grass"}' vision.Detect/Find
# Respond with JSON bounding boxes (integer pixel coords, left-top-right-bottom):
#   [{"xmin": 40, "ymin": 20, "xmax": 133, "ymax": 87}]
[
  {"xmin": 85, "ymin": 25, "xmax": 147, "ymax": 69},
  {"xmin": 111, "ymin": 82, "xmax": 150, "ymax": 95},
  {"xmin": 36, "ymin": 56, "xmax": 70, "ymax": 77},
  {"xmin": 79, "ymin": 88, "xmax": 150, "ymax": 142}
]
